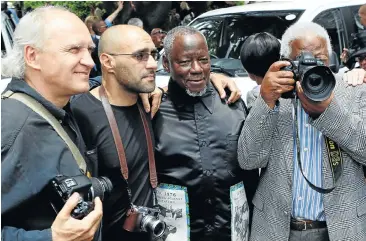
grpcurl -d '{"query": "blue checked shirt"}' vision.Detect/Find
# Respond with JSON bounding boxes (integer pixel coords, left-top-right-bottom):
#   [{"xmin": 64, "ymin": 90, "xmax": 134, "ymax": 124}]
[{"xmin": 291, "ymin": 101, "xmax": 326, "ymax": 221}]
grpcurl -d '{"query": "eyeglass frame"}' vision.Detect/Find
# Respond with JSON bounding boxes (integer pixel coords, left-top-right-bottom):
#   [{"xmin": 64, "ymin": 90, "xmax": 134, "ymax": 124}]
[
  {"xmin": 107, "ymin": 50, "xmax": 160, "ymax": 62},
  {"xmin": 151, "ymin": 30, "xmax": 167, "ymax": 35}
]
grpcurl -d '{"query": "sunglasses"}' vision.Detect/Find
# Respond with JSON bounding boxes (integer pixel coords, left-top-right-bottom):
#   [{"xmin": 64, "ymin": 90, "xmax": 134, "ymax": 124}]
[
  {"xmin": 108, "ymin": 51, "xmax": 159, "ymax": 61},
  {"xmin": 152, "ymin": 30, "xmax": 167, "ymax": 35}
]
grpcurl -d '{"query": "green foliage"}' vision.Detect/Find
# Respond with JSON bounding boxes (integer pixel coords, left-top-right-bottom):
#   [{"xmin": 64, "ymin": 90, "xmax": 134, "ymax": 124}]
[
  {"xmin": 236, "ymin": 1, "xmax": 246, "ymax": 6},
  {"xmin": 23, "ymin": 1, "xmax": 103, "ymax": 20}
]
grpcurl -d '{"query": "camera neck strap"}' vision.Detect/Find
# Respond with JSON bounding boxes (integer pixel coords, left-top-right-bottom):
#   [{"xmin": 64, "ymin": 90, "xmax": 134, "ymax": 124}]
[
  {"xmin": 293, "ymin": 98, "xmax": 343, "ymax": 194},
  {"xmin": 99, "ymin": 86, "xmax": 158, "ymax": 199},
  {"xmin": 1, "ymin": 90, "xmax": 88, "ymax": 173}
]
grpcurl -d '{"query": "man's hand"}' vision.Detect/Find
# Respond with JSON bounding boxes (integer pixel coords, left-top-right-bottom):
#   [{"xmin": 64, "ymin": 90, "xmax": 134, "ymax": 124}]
[
  {"xmin": 343, "ymin": 68, "xmax": 366, "ymax": 86},
  {"xmin": 140, "ymin": 86, "xmax": 163, "ymax": 119},
  {"xmin": 340, "ymin": 48, "xmax": 349, "ymax": 64},
  {"xmin": 210, "ymin": 73, "xmax": 241, "ymax": 104},
  {"xmin": 296, "ymin": 82, "xmax": 334, "ymax": 118},
  {"xmin": 130, "ymin": 1, "xmax": 136, "ymax": 11},
  {"xmin": 260, "ymin": 61, "xmax": 295, "ymax": 109},
  {"xmin": 117, "ymin": 1, "xmax": 124, "ymax": 11},
  {"xmin": 51, "ymin": 193, "xmax": 103, "ymax": 241}
]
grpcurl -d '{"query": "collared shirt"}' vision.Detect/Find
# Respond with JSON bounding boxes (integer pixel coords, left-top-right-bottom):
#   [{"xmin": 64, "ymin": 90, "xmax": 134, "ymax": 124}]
[
  {"xmin": 1, "ymin": 78, "xmax": 95, "ymax": 240},
  {"xmin": 153, "ymin": 80, "xmax": 259, "ymax": 241},
  {"xmin": 291, "ymin": 100, "xmax": 325, "ymax": 221}
]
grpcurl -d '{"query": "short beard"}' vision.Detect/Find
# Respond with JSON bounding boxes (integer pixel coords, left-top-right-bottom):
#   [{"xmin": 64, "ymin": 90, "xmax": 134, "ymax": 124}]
[{"xmin": 185, "ymin": 86, "xmax": 207, "ymax": 97}]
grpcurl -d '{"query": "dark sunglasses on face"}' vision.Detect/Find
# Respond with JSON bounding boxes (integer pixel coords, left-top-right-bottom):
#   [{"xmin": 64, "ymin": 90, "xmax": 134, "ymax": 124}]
[
  {"xmin": 152, "ymin": 30, "xmax": 167, "ymax": 35},
  {"xmin": 108, "ymin": 50, "xmax": 159, "ymax": 61}
]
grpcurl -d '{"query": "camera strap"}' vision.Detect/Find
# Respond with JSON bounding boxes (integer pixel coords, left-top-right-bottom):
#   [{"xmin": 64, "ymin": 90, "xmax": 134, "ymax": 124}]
[
  {"xmin": 293, "ymin": 98, "xmax": 343, "ymax": 194},
  {"xmin": 99, "ymin": 86, "xmax": 158, "ymax": 208},
  {"xmin": 1, "ymin": 90, "xmax": 88, "ymax": 173}
]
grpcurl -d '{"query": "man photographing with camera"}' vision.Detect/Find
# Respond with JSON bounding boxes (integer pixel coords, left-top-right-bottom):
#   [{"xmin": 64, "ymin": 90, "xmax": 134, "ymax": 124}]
[
  {"xmin": 1, "ymin": 6, "xmax": 103, "ymax": 241},
  {"xmin": 238, "ymin": 22, "xmax": 366, "ymax": 241}
]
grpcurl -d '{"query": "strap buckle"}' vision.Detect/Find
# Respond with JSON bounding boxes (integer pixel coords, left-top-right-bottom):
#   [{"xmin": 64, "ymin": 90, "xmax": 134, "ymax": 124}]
[{"xmin": 302, "ymin": 220, "xmax": 307, "ymax": 231}]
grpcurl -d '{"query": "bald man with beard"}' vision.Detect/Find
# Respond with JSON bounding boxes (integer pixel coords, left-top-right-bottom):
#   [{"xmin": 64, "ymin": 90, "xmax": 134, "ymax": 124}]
[{"xmin": 71, "ymin": 25, "xmax": 160, "ymax": 241}]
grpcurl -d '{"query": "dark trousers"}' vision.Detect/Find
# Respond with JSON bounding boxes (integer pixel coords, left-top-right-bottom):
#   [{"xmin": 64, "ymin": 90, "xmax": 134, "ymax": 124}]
[{"xmin": 289, "ymin": 228, "xmax": 330, "ymax": 241}]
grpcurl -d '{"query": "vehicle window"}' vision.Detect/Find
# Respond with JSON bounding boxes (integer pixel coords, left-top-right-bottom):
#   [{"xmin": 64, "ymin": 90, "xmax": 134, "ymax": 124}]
[
  {"xmin": 190, "ymin": 10, "xmax": 303, "ymax": 59},
  {"xmin": 313, "ymin": 8, "xmax": 346, "ymax": 62},
  {"xmin": 190, "ymin": 18, "xmax": 223, "ymax": 57}
]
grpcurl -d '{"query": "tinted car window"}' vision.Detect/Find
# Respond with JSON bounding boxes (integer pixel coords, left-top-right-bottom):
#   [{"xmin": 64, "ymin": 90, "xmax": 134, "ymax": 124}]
[
  {"xmin": 313, "ymin": 8, "xmax": 346, "ymax": 61},
  {"xmin": 190, "ymin": 18, "xmax": 224, "ymax": 57},
  {"xmin": 190, "ymin": 10, "xmax": 304, "ymax": 59}
]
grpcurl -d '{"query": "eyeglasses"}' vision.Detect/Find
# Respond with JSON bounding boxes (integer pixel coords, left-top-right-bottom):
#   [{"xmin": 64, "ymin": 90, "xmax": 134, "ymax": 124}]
[
  {"xmin": 108, "ymin": 51, "xmax": 159, "ymax": 61},
  {"xmin": 152, "ymin": 30, "xmax": 167, "ymax": 35}
]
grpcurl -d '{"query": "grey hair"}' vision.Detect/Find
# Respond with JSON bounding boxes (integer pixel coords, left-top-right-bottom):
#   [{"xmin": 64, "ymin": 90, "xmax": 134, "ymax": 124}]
[
  {"xmin": 127, "ymin": 18, "xmax": 143, "ymax": 28},
  {"xmin": 163, "ymin": 25, "xmax": 206, "ymax": 61},
  {"xmin": 280, "ymin": 22, "xmax": 332, "ymax": 58},
  {"xmin": 1, "ymin": 6, "xmax": 69, "ymax": 78}
]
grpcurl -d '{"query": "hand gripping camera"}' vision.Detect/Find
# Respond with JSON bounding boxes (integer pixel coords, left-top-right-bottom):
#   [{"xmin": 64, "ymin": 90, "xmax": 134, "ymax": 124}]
[
  {"xmin": 123, "ymin": 205, "xmax": 177, "ymax": 241},
  {"xmin": 281, "ymin": 51, "xmax": 336, "ymax": 102},
  {"xmin": 48, "ymin": 174, "xmax": 113, "ymax": 219}
]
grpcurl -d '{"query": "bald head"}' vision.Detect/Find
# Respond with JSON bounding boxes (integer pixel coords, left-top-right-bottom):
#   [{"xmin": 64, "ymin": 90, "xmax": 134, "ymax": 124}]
[
  {"xmin": 98, "ymin": 25, "xmax": 152, "ymax": 56},
  {"xmin": 45, "ymin": 9, "xmax": 90, "ymax": 41}
]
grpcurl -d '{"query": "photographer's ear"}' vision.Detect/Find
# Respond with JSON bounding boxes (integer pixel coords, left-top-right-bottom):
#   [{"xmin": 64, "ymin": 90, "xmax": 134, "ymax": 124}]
[
  {"xmin": 24, "ymin": 45, "xmax": 41, "ymax": 70},
  {"xmin": 100, "ymin": 53, "xmax": 116, "ymax": 74}
]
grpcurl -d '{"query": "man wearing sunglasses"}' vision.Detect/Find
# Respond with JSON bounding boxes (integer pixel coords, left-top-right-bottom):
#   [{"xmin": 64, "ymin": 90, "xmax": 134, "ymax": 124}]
[
  {"xmin": 70, "ymin": 24, "xmax": 242, "ymax": 241},
  {"xmin": 151, "ymin": 28, "xmax": 167, "ymax": 52}
]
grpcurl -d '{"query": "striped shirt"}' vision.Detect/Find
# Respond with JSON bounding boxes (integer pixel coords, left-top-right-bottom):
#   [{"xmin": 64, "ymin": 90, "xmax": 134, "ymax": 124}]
[{"xmin": 291, "ymin": 101, "xmax": 325, "ymax": 221}]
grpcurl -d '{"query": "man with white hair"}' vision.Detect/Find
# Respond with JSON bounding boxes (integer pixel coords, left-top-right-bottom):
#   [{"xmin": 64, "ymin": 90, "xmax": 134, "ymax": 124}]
[
  {"xmin": 127, "ymin": 17, "xmax": 144, "ymax": 28},
  {"xmin": 1, "ymin": 7, "xmax": 103, "ymax": 241},
  {"xmin": 153, "ymin": 26, "xmax": 259, "ymax": 241},
  {"xmin": 238, "ymin": 22, "xmax": 366, "ymax": 241}
]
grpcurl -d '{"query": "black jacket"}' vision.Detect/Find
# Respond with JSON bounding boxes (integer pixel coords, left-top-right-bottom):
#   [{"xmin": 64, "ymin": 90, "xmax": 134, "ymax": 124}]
[
  {"xmin": 153, "ymin": 80, "xmax": 259, "ymax": 241},
  {"xmin": 1, "ymin": 78, "xmax": 95, "ymax": 241}
]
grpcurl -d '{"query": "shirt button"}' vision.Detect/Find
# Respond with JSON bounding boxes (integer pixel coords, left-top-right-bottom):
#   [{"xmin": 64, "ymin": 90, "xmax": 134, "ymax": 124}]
[
  {"xmin": 204, "ymin": 170, "xmax": 212, "ymax": 176},
  {"xmin": 284, "ymin": 211, "xmax": 288, "ymax": 215},
  {"xmin": 205, "ymin": 224, "xmax": 214, "ymax": 232},
  {"xmin": 206, "ymin": 198, "xmax": 212, "ymax": 205},
  {"xmin": 298, "ymin": 196, "xmax": 303, "ymax": 201},
  {"xmin": 304, "ymin": 148, "xmax": 308, "ymax": 152},
  {"xmin": 305, "ymin": 124, "xmax": 309, "ymax": 127}
]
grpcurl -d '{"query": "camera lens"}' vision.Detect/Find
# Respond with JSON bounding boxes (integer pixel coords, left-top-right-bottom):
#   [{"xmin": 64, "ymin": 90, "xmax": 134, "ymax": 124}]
[
  {"xmin": 301, "ymin": 66, "xmax": 335, "ymax": 102},
  {"xmin": 141, "ymin": 215, "xmax": 166, "ymax": 238},
  {"xmin": 308, "ymin": 74, "xmax": 322, "ymax": 87},
  {"xmin": 89, "ymin": 176, "xmax": 113, "ymax": 200}
]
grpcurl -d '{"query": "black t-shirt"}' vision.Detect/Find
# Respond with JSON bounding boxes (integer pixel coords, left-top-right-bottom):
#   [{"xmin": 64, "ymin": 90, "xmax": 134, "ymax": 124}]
[{"xmin": 71, "ymin": 92, "xmax": 153, "ymax": 241}]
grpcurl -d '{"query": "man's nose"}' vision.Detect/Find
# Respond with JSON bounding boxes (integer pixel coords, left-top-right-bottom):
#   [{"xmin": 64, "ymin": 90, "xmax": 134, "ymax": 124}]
[
  {"xmin": 190, "ymin": 60, "xmax": 203, "ymax": 73},
  {"xmin": 80, "ymin": 50, "xmax": 95, "ymax": 69},
  {"xmin": 146, "ymin": 55, "xmax": 158, "ymax": 70}
]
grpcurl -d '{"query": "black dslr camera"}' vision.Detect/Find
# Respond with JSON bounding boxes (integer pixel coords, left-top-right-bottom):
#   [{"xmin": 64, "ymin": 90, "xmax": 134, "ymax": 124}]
[
  {"xmin": 123, "ymin": 205, "xmax": 177, "ymax": 241},
  {"xmin": 281, "ymin": 51, "xmax": 336, "ymax": 102},
  {"xmin": 48, "ymin": 174, "xmax": 113, "ymax": 219}
]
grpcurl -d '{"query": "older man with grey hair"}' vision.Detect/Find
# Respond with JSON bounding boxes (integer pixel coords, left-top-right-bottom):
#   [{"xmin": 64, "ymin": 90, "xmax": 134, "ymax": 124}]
[
  {"xmin": 153, "ymin": 26, "xmax": 259, "ymax": 241},
  {"xmin": 238, "ymin": 22, "xmax": 366, "ymax": 241},
  {"xmin": 1, "ymin": 6, "xmax": 103, "ymax": 241},
  {"xmin": 127, "ymin": 17, "xmax": 143, "ymax": 28}
]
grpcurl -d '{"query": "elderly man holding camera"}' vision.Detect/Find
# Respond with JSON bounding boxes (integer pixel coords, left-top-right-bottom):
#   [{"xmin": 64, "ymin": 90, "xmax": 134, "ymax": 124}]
[
  {"xmin": 238, "ymin": 22, "xmax": 366, "ymax": 241},
  {"xmin": 1, "ymin": 7, "xmax": 103, "ymax": 241}
]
